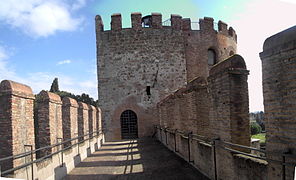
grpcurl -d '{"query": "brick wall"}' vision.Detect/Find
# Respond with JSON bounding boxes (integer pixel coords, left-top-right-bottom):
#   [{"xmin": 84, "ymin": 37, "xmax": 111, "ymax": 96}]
[
  {"xmin": 62, "ymin": 97, "xmax": 78, "ymax": 147},
  {"xmin": 209, "ymin": 54, "xmax": 250, "ymax": 145},
  {"xmin": 96, "ymin": 107, "xmax": 102, "ymax": 136},
  {"xmin": 0, "ymin": 80, "xmax": 35, "ymax": 172},
  {"xmin": 88, "ymin": 105, "xmax": 96, "ymax": 138},
  {"xmin": 193, "ymin": 78, "xmax": 210, "ymax": 137},
  {"xmin": 78, "ymin": 102, "xmax": 89, "ymax": 141},
  {"xmin": 260, "ymin": 26, "xmax": 296, "ymax": 180},
  {"xmin": 157, "ymin": 54, "xmax": 250, "ymax": 179},
  {"xmin": 0, "ymin": 80, "xmax": 104, "ymax": 176},
  {"xmin": 208, "ymin": 54, "xmax": 250, "ymax": 179},
  {"xmin": 35, "ymin": 90, "xmax": 63, "ymax": 156}
]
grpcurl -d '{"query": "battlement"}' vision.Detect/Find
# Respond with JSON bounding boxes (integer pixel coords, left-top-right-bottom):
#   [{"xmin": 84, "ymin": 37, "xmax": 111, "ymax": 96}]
[
  {"xmin": 38, "ymin": 90, "xmax": 62, "ymax": 104},
  {"xmin": 95, "ymin": 13, "xmax": 237, "ymax": 39},
  {"xmin": 0, "ymin": 80, "xmax": 34, "ymax": 98}
]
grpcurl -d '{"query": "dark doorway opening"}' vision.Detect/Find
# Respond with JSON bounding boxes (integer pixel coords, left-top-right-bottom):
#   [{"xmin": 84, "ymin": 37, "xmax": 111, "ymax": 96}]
[{"xmin": 120, "ymin": 110, "xmax": 138, "ymax": 139}]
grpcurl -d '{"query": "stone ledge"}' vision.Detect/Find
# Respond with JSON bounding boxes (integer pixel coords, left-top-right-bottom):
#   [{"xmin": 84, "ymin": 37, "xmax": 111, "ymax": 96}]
[
  {"xmin": 38, "ymin": 90, "xmax": 62, "ymax": 104},
  {"xmin": 263, "ymin": 25, "xmax": 296, "ymax": 51},
  {"xmin": 0, "ymin": 80, "xmax": 34, "ymax": 99},
  {"xmin": 233, "ymin": 154, "xmax": 268, "ymax": 165},
  {"xmin": 78, "ymin": 102, "xmax": 89, "ymax": 110},
  {"xmin": 260, "ymin": 39, "xmax": 296, "ymax": 58},
  {"xmin": 261, "ymin": 26, "xmax": 296, "ymax": 58},
  {"xmin": 209, "ymin": 54, "xmax": 247, "ymax": 77},
  {"xmin": 62, "ymin": 97, "xmax": 78, "ymax": 108}
]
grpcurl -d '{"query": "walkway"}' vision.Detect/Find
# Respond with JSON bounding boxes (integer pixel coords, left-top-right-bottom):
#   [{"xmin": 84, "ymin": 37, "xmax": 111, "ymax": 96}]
[{"xmin": 65, "ymin": 138, "xmax": 209, "ymax": 180}]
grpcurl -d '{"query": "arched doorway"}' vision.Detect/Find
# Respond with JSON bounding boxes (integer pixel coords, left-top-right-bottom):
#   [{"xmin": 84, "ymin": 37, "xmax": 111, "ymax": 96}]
[{"xmin": 120, "ymin": 110, "xmax": 138, "ymax": 139}]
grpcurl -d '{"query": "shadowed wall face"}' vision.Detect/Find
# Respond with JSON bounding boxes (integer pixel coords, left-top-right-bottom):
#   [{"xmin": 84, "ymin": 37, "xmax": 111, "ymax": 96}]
[
  {"xmin": 97, "ymin": 107, "xmax": 102, "ymax": 136},
  {"xmin": 88, "ymin": 105, "xmax": 96, "ymax": 138},
  {"xmin": 260, "ymin": 26, "xmax": 296, "ymax": 180},
  {"xmin": 78, "ymin": 102, "xmax": 89, "ymax": 141},
  {"xmin": 0, "ymin": 80, "xmax": 35, "ymax": 171}
]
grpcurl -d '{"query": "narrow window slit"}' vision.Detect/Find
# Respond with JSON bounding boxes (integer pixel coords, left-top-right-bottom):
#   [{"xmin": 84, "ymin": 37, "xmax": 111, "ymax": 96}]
[{"xmin": 146, "ymin": 86, "xmax": 151, "ymax": 96}]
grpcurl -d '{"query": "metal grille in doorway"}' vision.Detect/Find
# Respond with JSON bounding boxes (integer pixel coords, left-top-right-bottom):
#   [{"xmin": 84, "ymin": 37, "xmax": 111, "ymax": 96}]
[{"xmin": 120, "ymin": 110, "xmax": 138, "ymax": 139}]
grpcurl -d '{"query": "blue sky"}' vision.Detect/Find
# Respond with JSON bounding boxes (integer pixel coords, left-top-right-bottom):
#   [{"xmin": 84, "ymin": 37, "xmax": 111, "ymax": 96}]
[{"xmin": 0, "ymin": 0, "xmax": 295, "ymax": 112}]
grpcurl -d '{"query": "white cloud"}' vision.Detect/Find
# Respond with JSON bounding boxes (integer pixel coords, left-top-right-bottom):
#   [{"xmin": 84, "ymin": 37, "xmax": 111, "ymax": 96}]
[
  {"xmin": 0, "ymin": 0, "xmax": 84, "ymax": 37},
  {"xmin": 230, "ymin": 0, "xmax": 296, "ymax": 112},
  {"xmin": 79, "ymin": 80, "xmax": 96, "ymax": 88},
  {"xmin": 0, "ymin": 46, "xmax": 8, "ymax": 61},
  {"xmin": 0, "ymin": 47, "xmax": 97, "ymax": 99},
  {"xmin": 78, "ymin": 80, "xmax": 97, "ymax": 97},
  {"xmin": 17, "ymin": 70, "xmax": 98, "ymax": 98},
  {"xmin": 0, "ymin": 46, "xmax": 18, "ymax": 80},
  {"xmin": 9, "ymin": 70, "xmax": 97, "ymax": 99},
  {"xmin": 72, "ymin": 0, "xmax": 87, "ymax": 11},
  {"xmin": 57, "ymin": 59, "xmax": 72, "ymax": 65}
]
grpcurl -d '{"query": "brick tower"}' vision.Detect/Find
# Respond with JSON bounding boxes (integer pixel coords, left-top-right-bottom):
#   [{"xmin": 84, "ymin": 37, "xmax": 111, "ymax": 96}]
[{"xmin": 96, "ymin": 13, "xmax": 237, "ymax": 140}]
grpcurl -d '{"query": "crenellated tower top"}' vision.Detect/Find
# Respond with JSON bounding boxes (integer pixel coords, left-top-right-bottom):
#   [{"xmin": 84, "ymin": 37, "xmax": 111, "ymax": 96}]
[{"xmin": 95, "ymin": 13, "xmax": 237, "ymax": 41}]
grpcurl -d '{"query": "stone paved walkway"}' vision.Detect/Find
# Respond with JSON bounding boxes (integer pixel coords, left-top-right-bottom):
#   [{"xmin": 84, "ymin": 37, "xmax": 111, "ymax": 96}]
[{"xmin": 65, "ymin": 138, "xmax": 209, "ymax": 180}]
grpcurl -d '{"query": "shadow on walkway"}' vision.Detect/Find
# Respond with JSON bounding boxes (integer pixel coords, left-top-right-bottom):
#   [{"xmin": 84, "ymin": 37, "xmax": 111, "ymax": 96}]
[{"xmin": 65, "ymin": 138, "xmax": 209, "ymax": 180}]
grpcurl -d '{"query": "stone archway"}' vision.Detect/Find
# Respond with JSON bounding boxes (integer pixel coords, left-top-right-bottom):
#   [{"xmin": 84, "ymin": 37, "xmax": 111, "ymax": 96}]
[{"xmin": 120, "ymin": 110, "xmax": 138, "ymax": 139}]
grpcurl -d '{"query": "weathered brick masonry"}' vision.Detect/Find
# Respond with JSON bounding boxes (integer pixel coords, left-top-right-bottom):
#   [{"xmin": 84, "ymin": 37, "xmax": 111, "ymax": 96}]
[
  {"xmin": 260, "ymin": 26, "xmax": 296, "ymax": 180},
  {"xmin": 209, "ymin": 55, "xmax": 250, "ymax": 146},
  {"xmin": 62, "ymin": 97, "xmax": 78, "ymax": 147},
  {"xmin": 35, "ymin": 90, "xmax": 63, "ymax": 156},
  {"xmin": 96, "ymin": 107, "xmax": 102, "ymax": 136},
  {"xmin": 157, "ymin": 55, "xmax": 251, "ymax": 179},
  {"xmin": 88, "ymin": 105, "xmax": 96, "ymax": 138},
  {"xmin": 96, "ymin": 13, "xmax": 237, "ymax": 141},
  {"xmin": 0, "ymin": 80, "xmax": 104, "ymax": 178},
  {"xmin": 78, "ymin": 102, "xmax": 89, "ymax": 141},
  {"xmin": 209, "ymin": 54, "xmax": 250, "ymax": 179},
  {"xmin": 0, "ymin": 80, "xmax": 35, "ymax": 172}
]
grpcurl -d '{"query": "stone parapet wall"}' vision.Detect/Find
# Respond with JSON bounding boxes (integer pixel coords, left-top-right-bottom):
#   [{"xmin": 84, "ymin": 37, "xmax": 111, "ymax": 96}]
[
  {"xmin": 88, "ymin": 105, "xmax": 96, "ymax": 138},
  {"xmin": 15, "ymin": 131, "xmax": 104, "ymax": 180},
  {"xmin": 0, "ymin": 80, "xmax": 104, "ymax": 177},
  {"xmin": 78, "ymin": 102, "xmax": 89, "ymax": 141},
  {"xmin": 260, "ymin": 25, "xmax": 296, "ymax": 180},
  {"xmin": 62, "ymin": 97, "xmax": 78, "ymax": 147},
  {"xmin": 0, "ymin": 80, "xmax": 35, "ymax": 172},
  {"xmin": 156, "ymin": 127, "xmax": 267, "ymax": 180},
  {"xmin": 96, "ymin": 107, "xmax": 102, "ymax": 136},
  {"xmin": 36, "ymin": 90, "xmax": 63, "ymax": 156},
  {"xmin": 158, "ymin": 55, "xmax": 250, "ymax": 144},
  {"xmin": 156, "ymin": 54, "xmax": 252, "ymax": 179},
  {"xmin": 208, "ymin": 54, "xmax": 250, "ymax": 146}
]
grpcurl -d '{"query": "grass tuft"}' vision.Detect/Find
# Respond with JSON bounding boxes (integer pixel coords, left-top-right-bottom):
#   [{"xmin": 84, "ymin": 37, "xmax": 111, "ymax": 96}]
[{"xmin": 251, "ymin": 133, "xmax": 266, "ymax": 143}]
